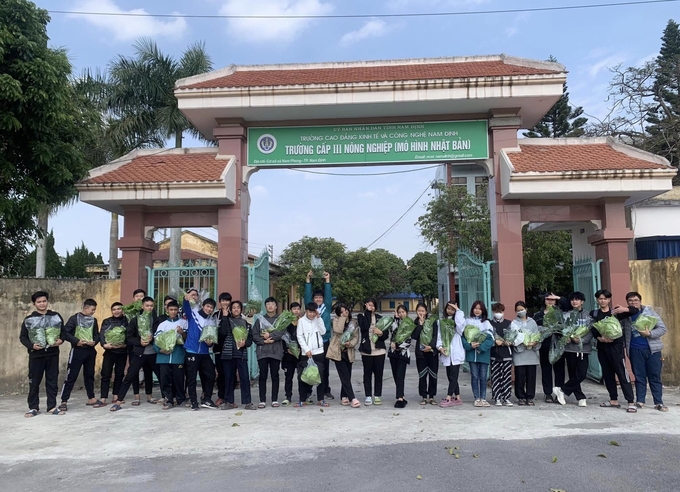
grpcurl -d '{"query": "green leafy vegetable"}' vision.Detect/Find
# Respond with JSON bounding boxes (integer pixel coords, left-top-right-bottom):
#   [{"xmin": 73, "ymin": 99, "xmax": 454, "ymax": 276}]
[
  {"xmin": 393, "ymin": 316, "xmax": 416, "ymax": 344},
  {"xmin": 495, "ymin": 329, "xmax": 517, "ymax": 345},
  {"xmin": 232, "ymin": 325, "xmax": 248, "ymax": 344},
  {"xmin": 439, "ymin": 318, "xmax": 456, "ymax": 356},
  {"xmin": 199, "ymin": 321, "xmax": 218, "ymax": 345},
  {"xmin": 287, "ymin": 340, "xmax": 300, "ymax": 358},
  {"xmin": 245, "ymin": 299, "xmax": 262, "ymax": 314},
  {"xmin": 593, "ymin": 317, "xmax": 623, "ymax": 340},
  {"xmin": 75, "ymin": 326, "xmax": 94, "ymax": 342},
  {"xmin": 301, "ymin": 358, "xmax": 321, "ymax": 386},
  {"xmin": 28, "ymin": 326, "xmax": 47, "ymax": 348},
  {"xmin": 463, "ymin": 325, "xmax": 488, "ymax": 344},
  {"xmin": 341, "ymin": 324, "xmax": 357, "ymax": 344},
  {"xmin": 122, "ymin": 300, "xmax": 142, "ymax": 322},
  {"xmin": 633, "ymin": 314, "xmax": 657, "ymax": 332},
  {"xmin": 372, "ymin": 316, "xmax": 393, "ymax": 343},
  {"xmin": 105, "ymin": 326, "xmax": 126, "ymax": 346},
  {"xmin": 45, "ymin": 327, "xmax": 61, "ymax": 346},
  {"xmin": 419, "ymin": 317, "xmax": 438, "ymax": 347},
  {"xmin": 137, "ymin": 312, "xmax": 153, "ymax": 340},
  {"xmin": 268, "ymin": 311, "xmax": 296, "ymax": 333},
  {"xmin": 156, "ymin": 329, "xmax": 179, "ymax": 353}
]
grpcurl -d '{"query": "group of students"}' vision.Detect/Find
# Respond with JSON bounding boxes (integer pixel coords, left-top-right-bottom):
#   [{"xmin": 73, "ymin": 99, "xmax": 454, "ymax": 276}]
[{"xmin": 20, "ymin": 275, "xmax": 669, "ymax": 417}]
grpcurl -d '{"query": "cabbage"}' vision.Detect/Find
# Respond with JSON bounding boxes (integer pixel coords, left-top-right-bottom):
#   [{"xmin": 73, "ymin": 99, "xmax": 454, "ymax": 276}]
[
  {"xmin": 593, "ymin": 317, "xmax": 623, "ymax": 340},
  {"xmin": 232, "ymin": 325, "xmax": 248, "ymax": 344},
  {"xmin": 439, "ymin": 318, "xmax": 456, "ymax": 356},
  {"xmin": 268, "ymin": 311, "xmax": 296, "ymax": 333},
  {"xmin": 301, "ymin": 358, "xmax": 321, "ymax": 386},
  {"xmin": 341, "ymin": 324, "xmax": 357, "ymax": 344},
  {"xmin": 137, "ymin": 312, "xmax": 153, "ymax": 340},
  {"xmin": 393, "ymin": 317, "xmax": 416, "ymax": 344},
  {"xmin": 521, "ymin": 331, "xmax": 542, "ymax": 345},
  {"xmin": 45, "ymin": 327, "xmax": 61, "ymax": 347},
  {"xmin": 199, "ymin": 321, "xmax": 218, "ymax": 345},
  {"xmin": 287, "ymin": 340, "xmax": 300, "ymax": 358},
  {"xmin": 75, "ymin": 326, "xmax": 94, "ymax": 342},
  {"xmin": 419, "ymin": 317, "xmax": 437, "ymax": 347},
  {"xmin": 372, "ymin": 316, "xmax": 393, "ymax": 343},
  {"xmin": 633, "ymin": 315, "xmax": 657, "ymax": 332},
  {"xmin": 495, "ymin": 329, "xmax": 517, "ymax": 345},
  {"xmin": 464, "ymin": 325, "xmax": 488, "ymax": 344},
  {"xmin": 155, "ymin": 329, "xmax": 179, "ymax": 353},
  {"xmin": 105, "ymin": 326, "xmax": 126, "ymax": 346},
  {"xmin": 543, "ymin": 305, "xmax": 563, "ymax": 329}
]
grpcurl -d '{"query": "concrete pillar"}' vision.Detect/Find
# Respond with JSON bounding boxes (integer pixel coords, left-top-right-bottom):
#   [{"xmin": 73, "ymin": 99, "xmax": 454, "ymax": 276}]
[
  {"xmin": 118, "ymin": 207, "xmax": 156, "ymax": 301},
  {"xmin": 488, "ymin": 118, "xmax": 525, "ymax": 312},
  {"xmin": 588, "ymin": 199, "xmax": 634, "ymax": 303},
  {"xmin": 214, "ymin": 124, "xmax": 249, "ymax": 300}
]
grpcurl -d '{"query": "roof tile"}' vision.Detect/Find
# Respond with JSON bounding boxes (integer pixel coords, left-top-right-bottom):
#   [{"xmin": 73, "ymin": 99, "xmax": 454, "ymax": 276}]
[
  {"xmin": 512, "ymin": 143, "xmax": 667, "ymax": 172},
  {"xmin": 181, "ymin": 60, "xmax": 559, "ymax": 90},
  {"xmin": 83, "ymin": 152, "xmax": 224, "ymax": 184}
]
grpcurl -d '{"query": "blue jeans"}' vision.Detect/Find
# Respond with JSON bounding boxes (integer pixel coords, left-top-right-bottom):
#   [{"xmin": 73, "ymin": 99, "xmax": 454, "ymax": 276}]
[
  {"xmin": 629, "ymin": 347, "xmax": 663, "ymax": 405},
  {"xmin": 469, "ymin": 362, "xmax": 488, "ymax": 400}
]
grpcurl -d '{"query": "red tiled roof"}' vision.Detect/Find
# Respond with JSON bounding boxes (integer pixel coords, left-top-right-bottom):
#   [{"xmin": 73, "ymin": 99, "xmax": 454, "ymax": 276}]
[
  {"xmin": 511, "ymin": 143, "xmax": 667, "ymax": 172},
  {"xmin": 180, "ymin": 60, "xmax": 559, "ymax": 90},
  {"xmin": 83, "ymin": 152, "xmax": 223, "ymax": 184},
  {"xmin": 153, "ymin": 249, "xmax": 216, "ymax": 261}
]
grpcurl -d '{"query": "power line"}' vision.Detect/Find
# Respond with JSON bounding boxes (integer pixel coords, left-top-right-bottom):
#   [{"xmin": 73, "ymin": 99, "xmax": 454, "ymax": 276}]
[
  {"xmin": 364, "ymin": 181, "xmax": 433, "ymax": 249},
  {"xmin": 48, "ymin": 1, "xmax": 679, "ymax": 20},
  {"xmin": 288, "ymin": 165, "xmax": 440, "ymax": 177}
]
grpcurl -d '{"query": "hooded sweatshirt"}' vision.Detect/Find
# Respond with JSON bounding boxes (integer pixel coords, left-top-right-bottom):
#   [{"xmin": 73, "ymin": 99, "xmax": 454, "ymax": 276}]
[
  {"xmin": 63, "ymin": 313, "xmax": 100, "ymax": 350},
  {"xmin": 19, "ymin": 311, "xmax": 64, "ymax": 359},
  {"xmin": 99, "ymin": 315, "xmax": 129, "ymax": 354},
  {"xmin": 622, "ymin": 305, "xmax": 666, "ymax": 354},
  {"xmin": 252, "ymin": 314, "xmax": 285, "ymax": 360},
  {"xmin": 509, "ymin": 317, "xmax": 541, "ymax": 366}
]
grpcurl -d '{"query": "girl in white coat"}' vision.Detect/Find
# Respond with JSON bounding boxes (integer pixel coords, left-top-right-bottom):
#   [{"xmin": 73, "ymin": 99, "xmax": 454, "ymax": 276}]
[{"xmin": 437, "ymin": 301, "xmax": 465, "ymax": 407}]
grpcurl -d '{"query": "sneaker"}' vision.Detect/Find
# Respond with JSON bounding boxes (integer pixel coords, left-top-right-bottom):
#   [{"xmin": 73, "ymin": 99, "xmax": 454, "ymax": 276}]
[
  {"xmin": 578, "ymin": 399, "xmax": 587, "ymax": 407},
  {"xmin": 481, "ymin": 399, "xmax": 491, "ymax": 407},
  {"xmin": 325, "ymin": 393, "xmax": 335, "ymax": 400},
  {"xmin": 364, "ymin": 397, "xmax": 373, "ymax": 406},
  {"xmin": 495, "ymin": 399, "xmax": 503, "ymax": 406},
  {"xmin": 373, "ymin": 397, "xmax": 382, "ymax": 405},
  {"xmin": 504, "ymin": 400, "xmax": 514, "ymax": 407},
  {"xmin": 201, "ymin": 400, "xmax": 218, "ymax": 409},
  {"xmin": 190, "ymin": 402, "xmax": 199, "ymax": 411},
  {"xmin": 553, "ymin": 387, "xmax": 566, "ymax": 406},
  {"xmin": 244, "ymin": 403, "xmax": 257, "ymax": 410},
  {"xmin": 473, "ymin": 399, "xmax": 483, "ymax": 407}
]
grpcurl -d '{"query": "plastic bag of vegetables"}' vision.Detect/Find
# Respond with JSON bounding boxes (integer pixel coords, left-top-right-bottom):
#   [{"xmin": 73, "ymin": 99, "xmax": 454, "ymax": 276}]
[
  {"xmin": 593, "ymin": 317, "xmax": 623, "ymax": 340},
  {"xmin": 633, "ymin": 314, "xmax": 657, "ymax": 333},
  {"xmin": 75, "ymin": 314, "xmax": 95, "ymax": 342},
  {"xmin": 372, "ymin": 316, "xmax": 394, "ymax": 343},
  {"xmin": 463, "ymin": 325, "xmax": 488, "ymax": 344},
  {"xmin": 232, "ymin": 324, "xmax": 249, "ymax": 345},
  {"xmin": 199, "ymin": 316, "xmax": 219, "ymax": 345},
  {"xmin": 393, "ymin": 316, "xmax": 416, "ymax": 345},
  {"xmin": 26, "ymin": 317, "xmax": 47, "ymax": 348},
  {"xmin": 45, "ymin": 327, "xmax": 61, "ymax": 347},
  {"xmin": 419, "ymin": 317, "xmax": 437, "ymax": 347},
  {"xmin": 341, "ymin": 324, "xmax": 357, "ymax": 345},
  {"xmin": 301, "ymin": 358, "xmax": 321, "ymax": 386},
  {"xmin": 105, "ymin": 326, "xmax": 126, "ymax": 346},
  {"xmin": 155, "ymin": 329, "xmax": 179, "ymax": 353},
  {"xmin": 438, "ymin": 318, "xmax": 456, "ymax": 356}
]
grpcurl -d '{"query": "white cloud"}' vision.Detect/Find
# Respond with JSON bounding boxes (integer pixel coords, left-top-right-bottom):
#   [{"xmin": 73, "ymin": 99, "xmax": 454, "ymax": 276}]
[
  {"xmin": 251, "ymin": 184, "xmax": 268, "ymax": 196},
  {"xmin": 69, "ymin": 0, "xmax": 187, "ymax": 42},
  {"xmin": 358, "ymin": 191, "xmax": 377, "ymax": 198},
  {"xmin": 504, "ymin": 12, "xmax": 529, "ymax": 38},
  {"xmin": 340, "ymin": 19, "xmax": 392, "ymax": 47},
  {"xmin": 588, "ymin": 53, "xmax": 626, "ymax": 78},
  {"xmin": 218, "ymin": 0, "xmax": 334, "ymax": 44}
]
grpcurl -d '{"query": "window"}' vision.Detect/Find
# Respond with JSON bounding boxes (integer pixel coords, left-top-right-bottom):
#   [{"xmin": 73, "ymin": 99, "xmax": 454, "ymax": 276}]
[
  {"xmin": 389, "ymin": 301, "xmax": 395, "ymax": 309},
  {"xmin": 451, "ymin": 176, "xmax": 467, "ymax": 188},
  {"xmin": 404, "ymin": 301, "xmax": 410, "ymax": 311},
  {"xmin": 475, "ymin": 176, "xmax": 488, "ymax": 205}
]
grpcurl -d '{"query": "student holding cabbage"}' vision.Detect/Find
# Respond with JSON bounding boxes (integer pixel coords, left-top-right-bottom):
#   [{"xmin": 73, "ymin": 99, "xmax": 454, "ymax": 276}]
[
  {"xmin": 327, "ymin": 304, "xmax": 361, "ymax": 408},
  {"xmin": 533, "ymin": 293, "xmax": 565, "ymax": 403},
  {"xmin": 60, "ymin": 299, "xmax": 102, "ymax": 410},
  {"xmin": 412, "ymin": 302, "xmax": 438, "ymax": 406},
  {"xmin": 281, "ymin": 302, "xmax": 302, "ymax": 407},
  {"xmin": 460, "ymin": 301, "xmax": 495, "ymax": 407},
  {"xmin": 509, "ymin": 301, "xmax": 541, "ymax": 406},
  {"xmin": 99, "ymin": 302, "xmax": 129, "ymax": 406},
  {"xmin": 153, "ymin": 300, "xmax": 188, "ymax": 410},
  {"xmin": 218, "ymin": 300, "xmax": 255, "ymax": 410},
  {"xmin": 489, "ymin": 303, "xmax": 513, "ymax": 407},
  {"xmin": 357, "ymin": 298, "xmax": 389, "ymax": 406},
  {"xmin": 590, "ymin": 289, "xmax": 638, "ymax": 413},
  {"xmin": 296, "ymin": 302, "xmax": 328, "ymax": 407},
  {"xmin": 623, "ymin": 292, "xmax": 668, "ymax": 412},
  {"xmin": 436, "ymin": 301, "xmax": 465, "ymax": 407},
  {"xmin": 19, "ymin": 291, "xmax": 65, "ymax": 418},
  {"xmin": 388, "ymin": 305, "xmax": 415, "ymax": 408}
]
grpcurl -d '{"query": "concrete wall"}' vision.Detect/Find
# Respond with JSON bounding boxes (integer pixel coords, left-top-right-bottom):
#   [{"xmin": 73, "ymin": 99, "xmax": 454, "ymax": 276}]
[
  {"xmin": 631, "ymin": 206, "xmax": 680, "ymax": 238},
  {"xmin": 629, "ymin": 259, "xmax": 680, "ymax": 385},
  {"xmin": 0, "ymin": 278, "xmax": 121, "ymax": 394}
]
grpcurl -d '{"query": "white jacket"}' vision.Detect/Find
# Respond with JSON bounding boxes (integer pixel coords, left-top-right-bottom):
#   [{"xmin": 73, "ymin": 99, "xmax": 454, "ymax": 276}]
[
  {"xmin": 296, "ymin": 315, "xmax": 326, "ymax": 356},
  {"xmin": 436, "ymin": 310, "xmax": 466, "ymax": 366}
]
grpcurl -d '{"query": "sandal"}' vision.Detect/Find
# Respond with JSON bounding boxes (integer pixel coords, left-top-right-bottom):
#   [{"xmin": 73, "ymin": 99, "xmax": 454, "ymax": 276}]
[
  {"xmin": 131, "ymin": 399, "xmax": 141, "ymax": 406},
  {"xmin": 58, "ymin": 403, "xmax": 67, "ymax": 412},
  {"xmin": 110, "ymin": 404, "xmax": 123, "ymax": 412},
  {"xmin": 600, "ymin": 401, "xmax": 621, "ymax": 408},
  {"xmin": 341, "ymin": 398, "xmax": 350, "ymax": 406},
  {"xmin": 655, "ymin": 404, "xmax": 669, "ymax": 412},
  {"xmin": 318, "ymin": 401, "xmax": 330, "ymax": 408},
  {"xmin": 271, "ymin": 402, "xmax": 280, "ymax": 408},
  {"xmin": 419, "ymin": 398, "xmax": 428, "ymax": 406},
  {"xmin": 162, "ymin": 403, "xmax": 174, "ymax": 411},
  {"xmin": 46, "ymin": 408, "xmax": 65, "ymax": 415},
  {"xmin": 351, "ymin": 399, "xmax": 361, "ymax": 408},
  {"xmin": 24, "ymin": 409, "xmax": 39, "ymax": 418},
  {"xmin": 429, "ymin": 398, "xmax": 438, "ymax": 406},
  {"xmin": 294, "ymin": 402, "xmax": 307, "ymax": 408},
  {"xmin": 91, "ymin": 400, "xmax": 107, "ymax": 408},
  {"xmin": 258, "ymin": 402, "xmax": 266, "ymax": 409},
  {"xmin": 635, "ymin": 402, "xmax": 645, "ymax": 409},
  {"xmin": 147, "ymin": 398, "xmax": 158, "ymax": 404},
  {"xmin": 626, "ymin": 405, "xmax": 637, "ymax": 413}
]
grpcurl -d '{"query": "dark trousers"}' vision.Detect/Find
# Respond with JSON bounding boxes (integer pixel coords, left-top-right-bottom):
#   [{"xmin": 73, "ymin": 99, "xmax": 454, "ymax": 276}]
[
  {"xmin": 389, "ymin": 357, "xmax": 408, "ymax": 399},
  {"xmin": 334, "ymin": 356, "xmax": 355, "ymax": 400},
  {"xmin": 362, "ymin": 354, "xmax": 385, "ymax": 398},
  {"xmin": 100, "ymin": 351, "xmax": 127, "ymax": 399},
  {"xmin": 215, "ymin": 353, "xmax": 225, "ymax": 400},
  {"xmin": 416, "ymin": 353, "xmax": 438, "ymax": 398},
  {"xmin": 118, "ymin": 353, "xmax": 157, "ymax": 402},
  {"xmin": 223, "ymin": 358, "xmax": 251, "ymax": 405},
  {"xmin": 282, "ymin": 358, "xmax": 298, "ymax": 401},
  {"xmin": 27, "ymin": 355, "xmax": 59, "ymax": 411},
  {"xmin": 185, "ymin": 353, "xmax": 215, "ymax": 404},
  {"xmin": 514, "ymin": 365, "xmax": 538, "ymax": 400},
  {"xmin": 562, "ymin": 352, "xmax": 589, "ymax": 400},
  {"xmin": 160, "ymin": 363, "xmax": 186, "ymax": 405},
  {"xmin": 60, "ymin": 348, "xmax": 96, "ymax": 402},
  {"xmin": 598, "ymin": 342, "xmax": 634, "ymax": 403},
  {"xmin": 298, "ymin": 354, "xmax": 326, "ymax": 402},
  {"xmin": 258, "ymin": 357, "xmax": 280, "ymax": 403},
  {"xmin": 322, "ymin": 340, "xmax": 331, "ymax": 395},
  {"xmin": 445, "ymin": 364, "xmax": 461, "ymax": 398},
  {"xmin": 127, "ymin": 347, "xmax": 139, "ymax": 395},
  {"xmin": 630, "ymin": 347, "xmax": 664, "ymax": 405},
  {"xmin": 540, "ymin": 340, "xmax": 565, "ymax": 395}
]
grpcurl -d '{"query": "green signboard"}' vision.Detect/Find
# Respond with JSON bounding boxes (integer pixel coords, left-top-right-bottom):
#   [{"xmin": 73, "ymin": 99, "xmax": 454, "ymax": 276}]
[{"xmin": 246, "ymin": 120, "xmax": 488, "ymax": 167}]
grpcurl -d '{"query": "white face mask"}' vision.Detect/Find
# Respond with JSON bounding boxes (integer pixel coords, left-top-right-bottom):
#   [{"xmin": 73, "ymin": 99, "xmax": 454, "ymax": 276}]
[
  {"xmin": 493, "ymin": 312, "xmax": 504, "ymax": 320},
  {"xmin": 517, "ymin": 310, "xmax": 527, "ymax": 318}
]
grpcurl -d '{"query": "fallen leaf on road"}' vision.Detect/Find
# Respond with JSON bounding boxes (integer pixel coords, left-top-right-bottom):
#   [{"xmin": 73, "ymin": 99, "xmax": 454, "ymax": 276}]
[
  {"xmin": 416, "ymin": 475, "xmax": 422, "ymax": 480},
  {"xmin": 597, "ymin": 454, "xmax": 607, "ymax": 458},
  {"xmin": 454, "ymin": 446, "xmax": 459, "ymax": 450},
  {"xmin": 320, "ymin": 409, "xmax": 324, "ymax": 413},
  {"xmin": 478, "ymin": 413, "xmax": 482, "ymax": 416},
  {"xmin": 473, "ymin": 454, "xmax": 480, "ymax": 458},
  {"xmin": 235, "ymin": 412, "xmax": 242, "ymax": 416},
  {"xmin": 549, "ymin": 489, "xmax": 567, "ymax": 492},
  {"xmin": 393, "ymin": 412, "xmax": 400, "ymax": 416},
  {"xmin": 454, "ymin": 454, "xmax": 460, "ymax": 459},
  {"xmin": 608, "ymin": 440, "xmax": 620, "ymax": 447},
  {"xmin": 448, "ymin": 449, "xmax": 454, "ymax": 455},
  {"xmin": 231, "ymin": 423, "xmax": 239, "ymax": 427},
  {"xmin": 551, "ymin": 456, "xmax": 558, "ymax": 463}
]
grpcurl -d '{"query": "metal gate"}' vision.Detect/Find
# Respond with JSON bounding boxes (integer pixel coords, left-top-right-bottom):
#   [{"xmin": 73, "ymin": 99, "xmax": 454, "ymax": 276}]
[
  {"xmin": 245, "ymin": 248, "xmax": 270, "ymax": 380},
  {"xmin": 572, "ymin": 256, "xmax": 603, "ymax": 382},
  {"xmin": 457, "ymin": 249, "xmax": 494, "ymax": 313},
  {"xmin": 146, "ymin": 262, "xmax": 217, "ymax": 309}
]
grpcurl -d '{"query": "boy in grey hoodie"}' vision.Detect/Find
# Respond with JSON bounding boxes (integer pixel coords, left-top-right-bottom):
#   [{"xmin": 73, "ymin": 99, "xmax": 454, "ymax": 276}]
[{"xmin": 252, "ymin": 297, "xmax": 284, "ymax": 408}]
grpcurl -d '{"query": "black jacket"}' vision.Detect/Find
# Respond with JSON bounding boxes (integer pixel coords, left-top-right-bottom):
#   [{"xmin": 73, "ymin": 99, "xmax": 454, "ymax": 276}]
[
  {"xmin": 19, "ymin": 310, "xmax": 64, "ymax": 359},
  {"xmin": 412, "ymin": 317, "xmax": 438, "ymax": 359},
  {"xmin": 217, "ymin": 313, "xmax": 252, "ymax": 361},
  {"xmin": 282, "ymin": 322, "xmax": 299, "ymax": 363},
  {"xmin": 357, "ymin": 311, "xmax": 388, "ymax": 355},
  {"xmin": 100, "ymin": 315, "xmax": 129, "ymax": 354},
  {"xmin": 63, "ymin": 313, "xmax": 100, "ymax": 350},
  {"xmin": 127, "ymin": 313, "xmax": 157, "ymax": 356},
  {"xmin": 490, "ymin": 318, "xmax": 513, "ymax": 360}
]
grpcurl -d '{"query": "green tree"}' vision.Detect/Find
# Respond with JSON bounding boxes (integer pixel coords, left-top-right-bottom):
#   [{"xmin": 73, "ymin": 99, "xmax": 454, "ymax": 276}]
[
  {"xmin": 407, "ymin": 252, "xmax": 439, "ymax": 307},
  {"xmin": 19, "ymin": 231, "xmax": 64, "ymax": 278},
  {"xmin": 0, "ymin": 0, "xmax": 97, "ymax": 273},
  {"xmin": 63, "ymin": 242, "xmax": 104, "ymax": 278},
  {"xmin": 524, "ymin": 56, "xmax": 588, "ymax": 138},
  {"xmin": 342, "ymin": 248, "xmax": 408, "ymax": 308},
  {"xmin": 522, "ymin": 227, "xmax": 573, "ymax": 308}
]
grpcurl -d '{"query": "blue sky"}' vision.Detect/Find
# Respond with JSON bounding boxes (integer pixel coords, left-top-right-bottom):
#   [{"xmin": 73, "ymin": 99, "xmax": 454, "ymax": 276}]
[{"xmin": 41, "ymin": 0, "xmax": 680, "ymax": 264}]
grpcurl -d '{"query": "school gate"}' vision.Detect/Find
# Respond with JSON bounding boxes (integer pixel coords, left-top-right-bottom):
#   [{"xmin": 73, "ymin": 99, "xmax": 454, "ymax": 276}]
[{"xmin": 76, "ymin": 55, "xmax": 676, "ymax": 313}]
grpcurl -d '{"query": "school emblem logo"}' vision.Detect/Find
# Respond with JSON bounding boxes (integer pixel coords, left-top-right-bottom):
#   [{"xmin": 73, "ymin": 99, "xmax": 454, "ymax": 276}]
[{"xmin": 257, "ymin": 134, "xmax": 277, "ymax": 154}]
